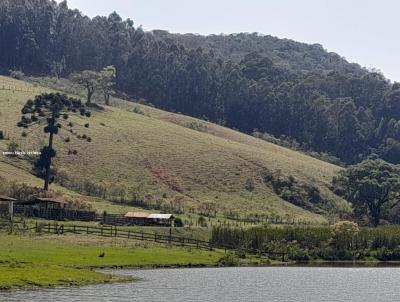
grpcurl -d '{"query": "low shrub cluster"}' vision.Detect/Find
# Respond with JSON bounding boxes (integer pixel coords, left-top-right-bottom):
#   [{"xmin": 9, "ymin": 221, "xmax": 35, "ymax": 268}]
[
  {"xmin": 184, "ymin": 121, "xmax": 208, "ymax": 132},
  {"xmin": 260, "ymin": 170, "xmax": 336, "ymax": 213},
  {"xmin": 9, "ymin": 69, "xmax": 25, "ymax": 80}
]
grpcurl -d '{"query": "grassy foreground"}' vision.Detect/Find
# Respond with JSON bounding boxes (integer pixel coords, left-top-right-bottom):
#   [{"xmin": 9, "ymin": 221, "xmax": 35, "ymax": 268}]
[{"xmin": 0, "ymin": 232, "xmax": 226, "ymax": 290}]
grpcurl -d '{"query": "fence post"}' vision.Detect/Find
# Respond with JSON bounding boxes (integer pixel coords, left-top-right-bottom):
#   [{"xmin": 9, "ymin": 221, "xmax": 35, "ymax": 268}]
[
  {"xmin": 35, "ymin": 221, "xmax": 38, "ymax": 233},
  {"xmin": 114, "ymin": 226, "xmax": 117, "ymax": 237},
  {"xmin": 128, "ymin": 230, "xmax": 130, "ymax": 239},
  {"xmin": 73, "ymin": 225, "xmax": 76, "ymax": 233},
  {"xmin": 48, "ymin": 223, "xmax": 50, "ymax": 233},
  {"xmin": 101, "ymin": 226, "xmax": 103, "ymax": 236},
  {"xmin": 86, "ymin": 226, "xmax": 89, "ymax": 235}
]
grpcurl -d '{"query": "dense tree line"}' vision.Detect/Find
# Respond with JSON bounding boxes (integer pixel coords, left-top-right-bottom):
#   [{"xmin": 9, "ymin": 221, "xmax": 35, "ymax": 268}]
[
  {"xmin": 0, "ymin": 0, "xmax": 399, "ymax": 164},
  {"xmin": 211, "ymin": 223, "xmax": 400, "ymax": 261}
]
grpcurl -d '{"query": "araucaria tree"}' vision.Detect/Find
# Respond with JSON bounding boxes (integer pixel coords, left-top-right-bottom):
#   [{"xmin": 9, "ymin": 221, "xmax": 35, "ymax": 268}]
[
  {"xmin": 333, "ymin": 158, "xmax": 400, "ymax": 226},
  {"xmin": 17, "ymin": 93, "xmax": 91, "ymax": 190}
]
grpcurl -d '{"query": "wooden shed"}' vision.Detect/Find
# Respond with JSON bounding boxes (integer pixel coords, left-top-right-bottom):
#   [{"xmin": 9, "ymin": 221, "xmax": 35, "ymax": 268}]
[
  {"xmin": 0, "ymin": 195, "xmax": 17, "ymax": 219},
  {"xmin": 147, "ymin": 213, "xmax": 174, "ymax": 226},
  {"xmin": 18, "ymin": 197, "xmax": 66, "ymax": 209}
]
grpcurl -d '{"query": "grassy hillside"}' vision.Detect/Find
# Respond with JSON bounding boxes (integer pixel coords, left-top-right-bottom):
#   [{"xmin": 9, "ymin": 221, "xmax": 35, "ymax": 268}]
[{"xmin": 0, "ymin": 76, "xmax": 347, "ymax": 223}]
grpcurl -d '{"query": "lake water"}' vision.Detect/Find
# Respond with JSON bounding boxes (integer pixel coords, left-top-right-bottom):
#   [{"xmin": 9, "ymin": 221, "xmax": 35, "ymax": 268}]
[{"xmin": 1, "ymin": 266, "xmax": 400, "ymax": 302}]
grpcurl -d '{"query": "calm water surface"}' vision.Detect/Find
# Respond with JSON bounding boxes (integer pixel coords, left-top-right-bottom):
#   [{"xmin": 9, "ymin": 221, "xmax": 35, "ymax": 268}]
[{"xmin": 1, "ymin": 266, "xmax": 400, "ymax": 302}]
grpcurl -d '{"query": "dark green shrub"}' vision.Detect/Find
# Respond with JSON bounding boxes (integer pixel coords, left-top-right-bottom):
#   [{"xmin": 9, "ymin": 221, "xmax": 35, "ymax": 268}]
[
  {"xmin": 244, "ymin": 178, "xmax": 255, "ymax": 191},
  {"xmin": 375, "ymin": 248, "xmax": 400, "ymax": 261},
  {"xmin": 184, "ymin": 121, "xmax": 207, "ymax": 132},
  {"xmin": 198, "ymin": 216, "xmax": 208, "ymax": 227},
  {"xmin": 132, "ymin": 106, "xmax": 144, "ymax": 115},
  {"xmin": 218, "ymin": 253, "xmax": 239, "ymax": 266},
  {"xmin": 174, "ymin": 217, "xmax": 184, "ymax": 227}
]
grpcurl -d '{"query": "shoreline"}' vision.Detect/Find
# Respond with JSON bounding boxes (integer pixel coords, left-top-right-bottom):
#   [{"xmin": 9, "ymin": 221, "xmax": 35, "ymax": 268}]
[
  {"xmin": 2, "ymin": 233, "xmax": 400, "ymax": 292},
  {"xmin": 98, "ymin": 260, "xmax": 400, "ymax": 270},
  {"xmin": 0, "ymin": 271, "xmax": 135, "ymax": 292},
  {"xmin": 4, "ymin": 260, "xmax": 400, "ymax": 292},
  {"xmin": 4, "ymin": 261, "xmax": 400, "ymax": 292}
]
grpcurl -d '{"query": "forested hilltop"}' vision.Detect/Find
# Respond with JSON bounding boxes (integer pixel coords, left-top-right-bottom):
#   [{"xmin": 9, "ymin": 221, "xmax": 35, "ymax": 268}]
[{"xmin": 1, "ymin": 0, "xmax": 399, "ymax": 164}]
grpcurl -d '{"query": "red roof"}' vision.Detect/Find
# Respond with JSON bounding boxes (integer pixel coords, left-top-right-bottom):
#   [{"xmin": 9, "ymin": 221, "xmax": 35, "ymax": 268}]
[{"xmin": 124, "ymin": 211, "xmax": 149, "ymax": 218}]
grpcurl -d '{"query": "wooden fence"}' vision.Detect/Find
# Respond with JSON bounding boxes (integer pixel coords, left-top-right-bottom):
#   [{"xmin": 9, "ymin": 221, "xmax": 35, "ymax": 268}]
[
  {"xmin": 0, "ymin": 220, "xmax": 287, "ymax": 260},
  {"xmin": 0, "ymin": 85, "xmax": 43, "ymax": 94},
  {"xmin": 33, "ymin": 223, "xmax": 213, "ymax": 250},
  {"xmin": 29, "ymin": 222, "xmax": 287, "ymax": 260}
]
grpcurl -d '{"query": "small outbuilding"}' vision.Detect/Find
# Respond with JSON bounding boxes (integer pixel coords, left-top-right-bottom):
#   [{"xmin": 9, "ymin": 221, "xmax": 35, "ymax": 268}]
[
  {"xmin": 124, "ymin": 211, "xmax": 149, "ymax": 225},
  {"xmin": 0, "ymin": 195, "xmax": 17, "ymax": 219},
  {"xmin": 18, "ymin": 197, "xmax": 66, "ymax": 209},
  {"xmin": 147, "ymin": 213, "xmax": 174, "ymax": 226}
]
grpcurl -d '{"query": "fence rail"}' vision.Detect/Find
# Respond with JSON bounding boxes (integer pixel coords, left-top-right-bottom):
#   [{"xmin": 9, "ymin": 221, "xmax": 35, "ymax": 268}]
[
  {"xmin": 0, "ymin": 85, "xmax": 43, "ymax": 93},
  {"xmin": 0, "ymin": 221, "xmax": 287, "ymax": 260},
  {"xmin": 31, "ymin": 223, "xmax": 287, "ymax": 260},
  {"xmin": 33, "ymin": 223, "xmax": 213, "ymax": 250}
]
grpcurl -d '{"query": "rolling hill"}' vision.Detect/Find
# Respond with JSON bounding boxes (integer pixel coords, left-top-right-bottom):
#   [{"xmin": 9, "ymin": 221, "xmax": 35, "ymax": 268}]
[
  {"xmin": 1, "ymin": 0, "xmax": 399, "ymax": 166},
  {"xmin": 0, "ymin": 76, "xmax": 347, "ymax": 223}
]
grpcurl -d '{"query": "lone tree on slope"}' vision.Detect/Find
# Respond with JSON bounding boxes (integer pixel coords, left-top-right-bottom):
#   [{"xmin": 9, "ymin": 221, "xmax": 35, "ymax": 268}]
[
  {"xmin": 99, "ymin": 66, "xmax": 116, "ymax": 105},
  {"xmin": 18, "ymin": 93, "xmax": 91, "ymax": 190},
  {"xmin": 333, "ymin": 158, "xmax": 400, "ymax": 226},
  {"xmin": 70, "ymin": 67, "xmax": 116, "ymax": 105},
  {"xmin": 70, "ymin": 70, "xmax": 102, "ymax": 105}
]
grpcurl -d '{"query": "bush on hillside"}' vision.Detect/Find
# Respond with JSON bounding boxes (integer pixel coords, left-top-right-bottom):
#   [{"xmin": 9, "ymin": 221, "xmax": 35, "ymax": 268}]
[
  {"xmin": 6, "ymin": 140, "xmax": 19, "ymax": 157},
  {"xmin": 198, "ymin": 216, "xmax": 208, "ymax": 227},
  {"xmin": 9, "ymin": 70, "xmax": 25, "ymax": 80},
  {"xmin": 174, "ymin": 217, "xmax": 184, "ymax": 227},
  {"xmin": 260, "ymin": 169, "xmax": 326, "ymax": 211},
  {"xmin": 184, "ymin": 121, "xmax": 207, "ymax": 132}
]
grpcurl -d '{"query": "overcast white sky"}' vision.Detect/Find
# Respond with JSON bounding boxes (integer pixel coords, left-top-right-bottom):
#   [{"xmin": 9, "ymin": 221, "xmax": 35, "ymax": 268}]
[{"xmin": 61, "ymin": 0, "xmax": 400, "ymax": 82}]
